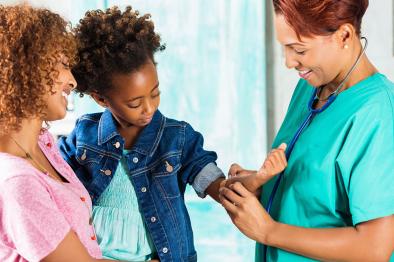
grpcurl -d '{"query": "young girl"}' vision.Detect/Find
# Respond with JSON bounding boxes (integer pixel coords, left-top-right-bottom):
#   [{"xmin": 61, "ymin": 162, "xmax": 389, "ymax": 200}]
[
  {"xmin": 58, "ymin": 6, "xmax": 226, "ymax": 262},
  {"xmin": 59, "ymin": 7, "xmax": 289, "ymax": 261},
  {"xmin": 0, "ymin": 4, "xmax": 117, "ymax": 262},
  {"xmin": 57, "ymin": 7, "xmax": 289, "ymax": 261}
]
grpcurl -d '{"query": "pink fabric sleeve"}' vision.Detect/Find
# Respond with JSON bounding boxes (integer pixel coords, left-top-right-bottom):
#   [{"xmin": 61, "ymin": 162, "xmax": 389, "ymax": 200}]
[{"xmin": 0, "ymin": 175, "xmax": 71, "ymax": 262}]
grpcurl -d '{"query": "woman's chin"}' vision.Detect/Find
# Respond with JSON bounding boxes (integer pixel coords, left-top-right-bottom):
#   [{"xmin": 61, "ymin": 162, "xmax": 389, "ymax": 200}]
[{"xmin": 45, "ymin": 110, "xmax": 67, "ymax": 122}]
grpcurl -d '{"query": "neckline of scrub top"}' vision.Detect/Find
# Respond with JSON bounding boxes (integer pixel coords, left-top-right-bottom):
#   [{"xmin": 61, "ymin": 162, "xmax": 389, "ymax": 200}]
[{"xmin": 335, "ymin": 72, "xmax": 382, "ymax": 97}]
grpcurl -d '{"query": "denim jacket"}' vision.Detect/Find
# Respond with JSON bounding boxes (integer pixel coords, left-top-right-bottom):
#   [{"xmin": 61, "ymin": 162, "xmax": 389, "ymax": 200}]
[{"xmin": 58, "ymin": 109, "xmax": 224, "ymax": 262}]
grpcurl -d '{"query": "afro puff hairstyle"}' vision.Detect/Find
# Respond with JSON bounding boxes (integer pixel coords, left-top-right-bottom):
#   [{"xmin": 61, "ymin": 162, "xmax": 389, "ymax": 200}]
[{"xmin": 72, "ymin": 6, "xmax": 166, "ymax": 96}]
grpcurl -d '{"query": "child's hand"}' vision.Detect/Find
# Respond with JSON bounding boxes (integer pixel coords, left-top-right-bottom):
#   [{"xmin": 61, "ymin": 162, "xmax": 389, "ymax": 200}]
[
  {"xmin": 228, "ymin": 163, "xmax": 256, "ymax": 178},
  {"xmin": 256, "ymin": 143, "xmax": 287, "ymax": 182}
]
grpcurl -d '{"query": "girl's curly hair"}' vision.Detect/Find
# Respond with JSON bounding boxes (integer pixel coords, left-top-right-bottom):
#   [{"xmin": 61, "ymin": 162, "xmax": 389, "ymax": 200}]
[
  {"xmin": 72, "ymin": 6, "xmax": 165, "ymax": 96},
  {"xmin": 0, "ymin": 4, "xmax": 76, "ymax": 136}
]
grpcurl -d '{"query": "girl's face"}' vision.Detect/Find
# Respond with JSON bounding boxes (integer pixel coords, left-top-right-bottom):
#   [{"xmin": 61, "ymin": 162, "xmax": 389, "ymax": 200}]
[
  {"xmin": 97, "ymin": 59, "xmax": 161, "ymax": 128},
  {"xmin": 44, "ymin": 56, "xmax": 76, "ymax": 121},
  {"xmin": 274, "ymin": 14, "xmax": 346, "ymax": 87}
]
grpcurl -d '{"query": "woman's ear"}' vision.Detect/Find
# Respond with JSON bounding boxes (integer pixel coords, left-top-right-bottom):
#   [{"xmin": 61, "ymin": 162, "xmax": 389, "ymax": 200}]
[
  {"xmin": 336, "ymin": 23, "xmax": 356, "ymax": 49},
  {"xmin": 90, "ymin": 92, "xmax": 108, "ymax": 108}
]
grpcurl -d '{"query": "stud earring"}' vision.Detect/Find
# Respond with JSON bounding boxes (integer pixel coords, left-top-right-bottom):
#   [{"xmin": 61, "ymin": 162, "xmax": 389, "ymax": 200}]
[{"xmin": 344, "ymin": 44, "xmax": 349, "ymax": 49}]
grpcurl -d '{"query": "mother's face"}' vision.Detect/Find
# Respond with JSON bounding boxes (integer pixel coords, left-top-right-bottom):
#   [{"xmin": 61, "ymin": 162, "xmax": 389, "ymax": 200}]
[{"xmin": 274, "ymin": 14, "xmax": 346, "ymax": 88}]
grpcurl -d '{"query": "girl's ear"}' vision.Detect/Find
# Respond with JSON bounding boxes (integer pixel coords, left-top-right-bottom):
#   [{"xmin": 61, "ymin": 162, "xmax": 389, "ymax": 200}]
[{"xmin": 90, "ymin": 92, "xmax": 109, "ymax": 108}]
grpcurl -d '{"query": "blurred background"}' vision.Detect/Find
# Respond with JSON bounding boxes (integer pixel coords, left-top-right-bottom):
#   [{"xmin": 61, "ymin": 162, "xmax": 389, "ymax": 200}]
[{"xmin": 1, "ymin": 0, "xmax": 393, "ymax": 261}]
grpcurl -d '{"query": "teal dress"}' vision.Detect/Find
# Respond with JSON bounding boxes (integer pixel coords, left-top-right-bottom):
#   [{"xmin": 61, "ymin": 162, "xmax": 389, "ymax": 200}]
[
  {"xmin": 93, "ymin": 150, "xmax": 156, "ymax": 261},
  {"xmin": 256, "ymin": 73, "xmax": 394, "ymax": 261}
]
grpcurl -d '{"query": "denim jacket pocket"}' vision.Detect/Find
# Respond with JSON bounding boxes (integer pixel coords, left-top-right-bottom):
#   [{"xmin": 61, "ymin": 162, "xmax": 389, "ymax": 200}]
[
  {"xmin": 151, "ymin": 155, "xmax": 182, "ymax": 198},
  {"xmin": 75, "ymin": 146, "xmax": 104, "ymax": 165}
]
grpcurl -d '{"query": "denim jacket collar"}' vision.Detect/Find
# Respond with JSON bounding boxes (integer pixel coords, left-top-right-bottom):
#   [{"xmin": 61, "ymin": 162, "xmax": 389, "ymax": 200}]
[
  {"xmin": 98, "ymin": 109, "xmax": 165, "ymax": 156},
  {"xmin": 98, "ymin": 109, "xmax": 120, "ymax": 146}
]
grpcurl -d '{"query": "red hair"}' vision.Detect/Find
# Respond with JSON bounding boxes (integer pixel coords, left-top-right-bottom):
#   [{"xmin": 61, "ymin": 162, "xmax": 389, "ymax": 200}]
[{"xmin": 273, "ymin": 0, "xmax": 369, "ymax": 37}]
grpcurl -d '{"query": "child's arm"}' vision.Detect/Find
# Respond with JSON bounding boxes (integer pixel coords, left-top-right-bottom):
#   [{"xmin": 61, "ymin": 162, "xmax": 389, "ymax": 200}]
[
  {"xmin": 221, "ymin": 143, "xmax": 287, "ymax": 194},
  {"xmin": 179, "ymin": 123, "xmax": 225, "ymax": 202},
  {"xmin": 205, "ymin": 177, "xmax": 226, "ymax": 202}
]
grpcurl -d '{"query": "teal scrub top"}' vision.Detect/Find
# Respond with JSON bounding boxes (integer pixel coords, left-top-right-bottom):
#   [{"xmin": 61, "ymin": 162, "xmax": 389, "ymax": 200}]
[{"xmin": 256, "ymin": 73, "xmax": 394, "ymax": 261}]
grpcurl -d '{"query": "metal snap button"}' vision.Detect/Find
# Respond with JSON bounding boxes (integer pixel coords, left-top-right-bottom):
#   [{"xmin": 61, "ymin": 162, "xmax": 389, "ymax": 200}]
[
  {"xmin": 81, "ymin": 149, "xmax": 87, "ymax": 161},
  {"xmin": 165, "ymin": 161, "xmax": 173, "ymax": 172}
]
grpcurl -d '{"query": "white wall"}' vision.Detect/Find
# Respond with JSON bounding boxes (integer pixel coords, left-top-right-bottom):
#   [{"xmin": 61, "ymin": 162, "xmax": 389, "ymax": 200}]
[{"xmin": 267, "ymin": 0, "xmax": 394, "ymax": 144}]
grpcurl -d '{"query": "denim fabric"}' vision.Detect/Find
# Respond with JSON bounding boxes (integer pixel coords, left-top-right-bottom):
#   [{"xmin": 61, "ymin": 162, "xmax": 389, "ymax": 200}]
[{"xmin": 58, "ymin": 109, "xmax": 224, "ymax": 262}]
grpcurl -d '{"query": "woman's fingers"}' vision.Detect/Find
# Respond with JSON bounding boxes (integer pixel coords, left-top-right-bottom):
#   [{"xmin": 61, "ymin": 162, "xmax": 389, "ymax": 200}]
[
  {"xmin": 220, "ymin": 185, "xmax": 243, "ymax": 204},
  {"xmin": 229, "ymin": 182, "xmax": 254, "ymax": 198},
  {"xmin": 228, "ymin": 163, "xmax": 243, "ymax": 178},
  {"xmin": 220, "ymin": 193, "xmax": 238, "ymax": 214}
]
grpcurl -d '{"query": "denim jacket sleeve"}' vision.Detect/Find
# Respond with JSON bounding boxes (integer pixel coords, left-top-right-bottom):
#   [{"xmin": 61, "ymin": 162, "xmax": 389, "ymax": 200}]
[
  {"xmin": 57, "ymin": 119, "xmax": 79, "ymax": 170},
  {"xmin": 180, "ymin": 123, "xmax": 224, "ymax": 197}
]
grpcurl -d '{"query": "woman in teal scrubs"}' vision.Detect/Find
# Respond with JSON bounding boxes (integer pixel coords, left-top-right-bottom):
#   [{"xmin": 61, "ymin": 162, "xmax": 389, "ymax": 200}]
[{"xmin": 219, "ymin": 0, "xmax": 394, "ymax": 261}]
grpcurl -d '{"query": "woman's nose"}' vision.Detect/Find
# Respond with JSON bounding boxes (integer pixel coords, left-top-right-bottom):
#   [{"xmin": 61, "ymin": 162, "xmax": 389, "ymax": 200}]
[
  {"xmin": 68, "ymin": 71, "xmax": 77, "ymax": 91},
  {"xmin": 284, "ymin": 49, "xmax": 299, "ymax": 69}
]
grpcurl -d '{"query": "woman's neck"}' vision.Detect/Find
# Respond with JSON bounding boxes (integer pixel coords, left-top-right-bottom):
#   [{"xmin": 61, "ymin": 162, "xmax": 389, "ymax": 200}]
[
  {"xmin": 324, "ymin": 40, "xmax": 377, "ymax": 94},
  {"xmin": 323, "ymin": 54, "xmax": 377, "ymax": 96},
  {"xmin": 0, "ymin": 118, "xmax": 43, "ymax": 157}
]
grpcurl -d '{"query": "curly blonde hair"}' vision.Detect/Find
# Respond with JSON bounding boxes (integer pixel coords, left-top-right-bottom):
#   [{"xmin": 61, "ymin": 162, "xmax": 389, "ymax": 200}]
[{"xmin": 0, "ymin": 4, "xmax": 76, "ymax": 135}]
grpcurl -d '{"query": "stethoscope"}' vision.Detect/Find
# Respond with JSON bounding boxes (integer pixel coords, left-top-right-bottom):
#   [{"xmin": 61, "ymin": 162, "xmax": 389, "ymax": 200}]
[{"xmin": 263, "ymin": 37, "xmax": 368, "ymax": 261}]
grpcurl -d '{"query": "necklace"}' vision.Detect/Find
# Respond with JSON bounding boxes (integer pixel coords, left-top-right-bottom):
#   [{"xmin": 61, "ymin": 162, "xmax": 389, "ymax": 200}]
[
  {"xmin": 316, "ymin": 37, "xmax": 368, "ymax": 101},
  {"xmin": 10, "ymin": 136, "xmax": 51, "ymax": 175},
  {"xmin": 10, "ymin": 136, "xmax": 97, "ymax": 239}
]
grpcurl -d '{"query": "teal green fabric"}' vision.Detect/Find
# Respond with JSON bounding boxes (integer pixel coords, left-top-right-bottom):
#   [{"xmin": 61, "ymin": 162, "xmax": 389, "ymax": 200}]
[
  {"xmin": 92, "ymin": 150, "xmax": 156, "ymax": 261},
  {"xmin": 256, "ymin": 73, "xmax": 394, "ymax": 261}
]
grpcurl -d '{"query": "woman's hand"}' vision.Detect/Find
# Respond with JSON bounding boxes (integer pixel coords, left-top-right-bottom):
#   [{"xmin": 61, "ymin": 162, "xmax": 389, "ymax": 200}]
[
  {"xmin": 221, "ymin": 143, "xmax": 287, "ymax": 195},
  {"xmin": 228, "ymin": 163, "xmax": 256, "ymax": 178},
  {"xmin": 219, "ymin": 182, "xmax": 276, "ymax": 243}
]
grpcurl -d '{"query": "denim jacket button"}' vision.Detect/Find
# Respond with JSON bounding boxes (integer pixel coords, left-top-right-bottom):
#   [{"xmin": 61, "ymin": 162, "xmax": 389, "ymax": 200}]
[
  {"xmin": 165, "ymin": 161, "xmax": 174, "ymax": 172},
  {"xmin": 150, "ymin": 216, "xmax": 156, "ymax": 223},
  {"xmin": 114, "ymin": 142, "xmax": 121, "ymax": 148},
  {"xmin": 162, "ymin": 247, "xmax": 168, "ymax": 254},
  {"xmin": 81, "ymin": 150, "xmax": 87, "ymax": 161},
  {"xmin": 141, "ymin": 187, "xmax": 147, "ymax": 193},
  {"xmin": 103, "ymin": 169, "xmax": 112, "ymax": 176},
  {"xmin": 132, "ymin": 157, "xmax": 139, "ymax": 163}
]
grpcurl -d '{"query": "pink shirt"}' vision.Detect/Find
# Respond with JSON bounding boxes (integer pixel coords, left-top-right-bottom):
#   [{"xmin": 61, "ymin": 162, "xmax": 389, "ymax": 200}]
[{"xmin": 0, "ymin": 130, "xmax": 102, "ymax": 262}]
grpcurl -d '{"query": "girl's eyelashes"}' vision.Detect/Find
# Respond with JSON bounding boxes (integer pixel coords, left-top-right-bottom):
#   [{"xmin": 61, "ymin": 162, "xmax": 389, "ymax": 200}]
[
  {"xmin": 127, "ymin": 91, "xmax": 160, "ymax": 109},
  {"xmin": 128, "ymin": 102, "xmax": 141, "ymax": 109}
]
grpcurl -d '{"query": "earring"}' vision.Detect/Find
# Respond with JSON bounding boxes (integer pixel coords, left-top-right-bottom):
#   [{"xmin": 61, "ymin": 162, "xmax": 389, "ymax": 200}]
[{"xmin": 344, "ymin": 44, "xmax": 349, "ymax": 49}]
